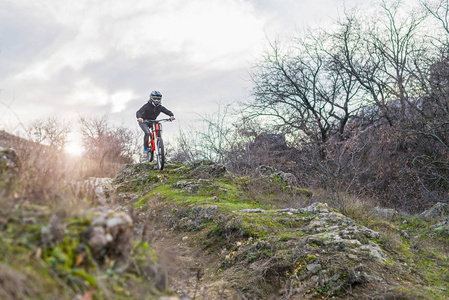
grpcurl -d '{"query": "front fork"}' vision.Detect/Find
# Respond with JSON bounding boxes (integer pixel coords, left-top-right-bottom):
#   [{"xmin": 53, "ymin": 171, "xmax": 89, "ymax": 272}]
[{"xmin": 150, "ymin": 124, "xmax": 161, "ymax": 153}]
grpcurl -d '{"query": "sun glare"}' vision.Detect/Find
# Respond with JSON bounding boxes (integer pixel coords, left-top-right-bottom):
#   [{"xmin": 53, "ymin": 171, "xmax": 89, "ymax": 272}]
[{"xmin": 65, "ymin": 137, "xmax": 84, "ymax": 157}]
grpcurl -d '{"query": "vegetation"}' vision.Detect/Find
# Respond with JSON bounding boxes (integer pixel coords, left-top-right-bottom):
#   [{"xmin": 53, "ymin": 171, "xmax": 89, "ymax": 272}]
[
  {"xmin": 173, "ymin": 0, "xmax": 449, "ymax": 213},
  {"xmin": 1, "ymin": 0, "xmax": 449, "ymax": 299}
]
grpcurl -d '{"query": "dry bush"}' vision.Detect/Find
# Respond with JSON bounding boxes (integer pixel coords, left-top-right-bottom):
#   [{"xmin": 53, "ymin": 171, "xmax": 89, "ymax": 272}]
[
  {"xmin": 304, "ymin": 113, "xmax": 449, "ymax": 213},
  {"xmin": 0, "ymin": 129, "xmax": 122, "ymax": 207},
  {"xmin": 79, "ymin": 114, "xmax": 138, "ymax": 165}
]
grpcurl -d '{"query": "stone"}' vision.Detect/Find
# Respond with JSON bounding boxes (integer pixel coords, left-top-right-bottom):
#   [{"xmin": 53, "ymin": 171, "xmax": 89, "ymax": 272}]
[
  {"xmin": 82, "ymin": 208, "xmax": 133, "ymax": 267},
  {"xmin": 372, "ymin": 207, "xmax": 398, "ymax": 219},
  {"xmin": 306, "ymin": 263, "xmax": 321, "ymax": 275},
  {"xmin": 239, "ymin": 208, "xmax": 266, "ymax": 214},
  {"xmin": 300, "ymin": 202, "xmax": 329, "ymax": 214},
  {"xmin": 421, "ymin": 202, "xmax": 449, "ymax": 221}
]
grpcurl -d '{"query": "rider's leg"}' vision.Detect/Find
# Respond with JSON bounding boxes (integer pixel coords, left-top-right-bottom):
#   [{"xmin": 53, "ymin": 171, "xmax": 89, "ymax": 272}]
[{"xmin": 139, "ymin": 122, "xmax": 151, "ymax": 152}]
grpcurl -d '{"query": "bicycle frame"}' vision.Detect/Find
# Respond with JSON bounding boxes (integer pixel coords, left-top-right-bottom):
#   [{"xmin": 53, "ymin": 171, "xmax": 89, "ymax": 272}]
[{"xmin": 150, "ymin": 122, "xmax": 162, "ymax": 151}]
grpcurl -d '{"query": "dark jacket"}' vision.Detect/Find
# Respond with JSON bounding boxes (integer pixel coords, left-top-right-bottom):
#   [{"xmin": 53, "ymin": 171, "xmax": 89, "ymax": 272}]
[{"xmin": 136, "ymin": 102, "xmax": 174, "ymax": 120}]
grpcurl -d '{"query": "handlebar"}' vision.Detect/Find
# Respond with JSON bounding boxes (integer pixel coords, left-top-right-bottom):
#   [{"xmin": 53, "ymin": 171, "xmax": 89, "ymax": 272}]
[{"xmin": 141, "ymin": 118, "xmax": 173, "ymax": 124}]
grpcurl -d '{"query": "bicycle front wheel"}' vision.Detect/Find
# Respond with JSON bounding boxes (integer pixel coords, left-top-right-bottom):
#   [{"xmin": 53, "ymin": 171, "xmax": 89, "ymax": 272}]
[
  {"xmin": 147, "ymin": 150, "xmax": 154, "ymax": 162},
  {"xmin": 156, "ymin": 137, "xmax": 165, "ymax": 170}
]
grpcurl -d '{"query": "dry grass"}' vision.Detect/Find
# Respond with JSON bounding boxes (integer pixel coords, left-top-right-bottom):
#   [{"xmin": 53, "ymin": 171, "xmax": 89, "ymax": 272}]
[{"xmin": 1, "ymin": 131, "xmax": 124, "ymax": 216}]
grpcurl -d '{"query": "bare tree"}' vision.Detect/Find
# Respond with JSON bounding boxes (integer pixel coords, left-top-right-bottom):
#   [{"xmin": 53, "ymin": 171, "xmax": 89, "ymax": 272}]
[
  {"xmin": 79, "ymin": 114, "xmax": 135, "ymax": 165},
  {"xmin": 27, "ymin": 117, "xmax": 71, "ymax": 150},
  {"xmin": 171, "ymin": 102, "xmax": 235, "ymax": 163},
  {"xmin": 248, "ymin": 33, "xmax": 362, "ymax": 158},
  {"xmin": 328, "ymin": 1, "xmax": 429, "ymax": 126}
]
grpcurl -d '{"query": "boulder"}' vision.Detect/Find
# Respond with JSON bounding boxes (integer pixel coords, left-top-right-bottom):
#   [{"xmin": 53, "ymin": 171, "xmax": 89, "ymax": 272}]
[
  {"xmin": 254, "ymin": 165, "xmax": 298, "ymax": 186},
  {"xmin": 189, "ymin": 160, "xmax": 227, "ymax": 178},
  {"xmin": 421, "ymin": 202, "xmax": 449, "ymax": 221},
  {"xmin": 372, "ymin": 206, "xmax": 398, "ymax": 220},
  {"xmin": 82, "ymin": 207, "xmax": 133, "ymax": 269}
]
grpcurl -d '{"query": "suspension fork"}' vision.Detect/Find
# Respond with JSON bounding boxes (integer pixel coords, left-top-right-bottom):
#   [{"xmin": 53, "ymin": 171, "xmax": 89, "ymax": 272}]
[{"xmin": 151, "ymin": 123, "xmax": 162, "ymax": 151}]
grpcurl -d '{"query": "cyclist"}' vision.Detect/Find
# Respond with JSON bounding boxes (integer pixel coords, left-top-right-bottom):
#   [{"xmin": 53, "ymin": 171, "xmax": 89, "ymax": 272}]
[{"xmin": 136, "ymin": 90, "xmax": 175, "ymax": 153}]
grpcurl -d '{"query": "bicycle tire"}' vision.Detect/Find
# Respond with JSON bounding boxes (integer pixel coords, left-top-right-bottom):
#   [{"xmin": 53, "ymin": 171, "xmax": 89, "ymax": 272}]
[
  {"xmin": 156, "ymin": 137, "xmax": 165, "ymax": 170},
  {"xmin": 147, "ymin": 150, "xmax": 154, "ymax": 162}
]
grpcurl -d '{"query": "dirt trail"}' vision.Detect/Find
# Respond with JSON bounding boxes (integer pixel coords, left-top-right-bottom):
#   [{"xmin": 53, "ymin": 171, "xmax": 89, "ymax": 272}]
[{"xmin": 150, "ymin": 228, "xmax": 238, "ymax": 300}]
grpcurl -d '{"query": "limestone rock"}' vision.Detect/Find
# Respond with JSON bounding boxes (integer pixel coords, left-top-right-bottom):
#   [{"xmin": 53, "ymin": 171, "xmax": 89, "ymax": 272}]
[
  {"xmin": 254, "ymin": 165, "xmax": 298, "ymax": 186},
  {"xmin": 83, "ymin": 207, "xmax": 133, "ymax": 268},
  {"xmin": 421, "ymin": 202, "xmax": 449, "ymax": 221},
  {"xmin": 372, "ymin": 206, "xmax": 398, "ymax": 219}
]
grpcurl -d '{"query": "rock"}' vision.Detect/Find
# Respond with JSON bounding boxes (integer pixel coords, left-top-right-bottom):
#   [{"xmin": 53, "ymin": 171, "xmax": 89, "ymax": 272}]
[
  {"xmin": 86, "ymin": 177, "xmax": 113, "ymax": 205},
  {"xmin": 372, "ymin": 206, "xmax": 398, "ymax": 219},
  {"xmin": 421, "ymin": 202, "xmax": 449, "ymax": 221},
  {"xmin": 433, "ymin": 220, "xmax": 449, "ymax": 235},
  {"xmin": 358, "ymin": 241, "xmax": 387, "ymax": 262},
  {"xmin": 253, "ymin": 165, "xmax": 298, "ymax": 186},
  {"xmin": 188, "ymin": 161, "xmax": 227, "ymax": 178},
  {"xmin": 276, "ymin": 208, "xmax": 300, "ymax": 214},
  {"xmin": 300, "ymin": 202, "xmax": 330, "ymax": 214},
  {"xmin": 306, "ymin": 263, "xmax": 321, "ymax": 274},
  {"xmin": 254, "ymin": 165, "xmax": 277, "ymax": 176},
  {"xmin": 73, "ymin": 177, "xmax": 114, "ymax": 205},
  {"xmin": 83, "ymin": 207, "xmax": 133, "ymax": 268},
  {"xmin": 239, "ymin": 208, "xmax": 266, "ymax": 213},
  {"xmin": 172, "ymin": 179, "xmax": 219, "ymax": 195}
]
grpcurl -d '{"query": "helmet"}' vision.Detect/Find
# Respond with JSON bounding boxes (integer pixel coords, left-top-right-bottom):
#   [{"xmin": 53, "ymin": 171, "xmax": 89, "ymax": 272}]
[{"xmin": 149, "ymin": 90, "xmax": 162, "ymax": 106}]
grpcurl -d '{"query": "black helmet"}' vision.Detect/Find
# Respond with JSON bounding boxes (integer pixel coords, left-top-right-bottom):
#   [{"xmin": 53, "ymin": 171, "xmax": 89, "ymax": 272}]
[{"xmin": 149, "ymin": 90, "xmax": 162, "ymax": 106}]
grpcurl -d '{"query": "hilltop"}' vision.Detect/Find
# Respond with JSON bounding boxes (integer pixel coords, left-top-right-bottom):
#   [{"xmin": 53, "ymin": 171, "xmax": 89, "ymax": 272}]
[
  {"xmin": 1, "ymin": 153, "xmax": 449, "ymax": 299},
  {"xmin": 112, "ymin": 161, "xmax": 449, "ymax": 299}
]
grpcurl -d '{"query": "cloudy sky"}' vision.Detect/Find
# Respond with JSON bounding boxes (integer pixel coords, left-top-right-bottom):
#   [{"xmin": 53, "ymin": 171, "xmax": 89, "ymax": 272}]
[{"xmin": 0, "ymin": 0, "xmax": 362, "ymax": 152}]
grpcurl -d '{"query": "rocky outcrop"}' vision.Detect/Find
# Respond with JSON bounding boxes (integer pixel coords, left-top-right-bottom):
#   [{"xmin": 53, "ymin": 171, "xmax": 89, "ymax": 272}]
[
  {"xmin": 254, "ymin": 165, "xmax": 298, "ymax": 186},
  {"xmin": 210, "ymin": 203, "xmax": 391, "ymax": 298},
  {"xmin": 421, "ymin": 202, "xmax": 449, "ymax": 220},
  {"xmin": 421, "ymin": 202, "xmax": 449, "ymax": 236},
  {"xmin": 82, "ymin": 207, "xmax": 134, "ymax": 268},
  {"xmin": 96, "ymin": 162, "xmax": 449, "ymax": 299}
]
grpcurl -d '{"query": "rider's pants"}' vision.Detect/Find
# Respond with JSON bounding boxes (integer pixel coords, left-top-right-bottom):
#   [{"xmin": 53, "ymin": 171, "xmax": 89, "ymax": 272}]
[{"xmin": 139, "ymin": 122, "xmax": 151, "ymax": 148}]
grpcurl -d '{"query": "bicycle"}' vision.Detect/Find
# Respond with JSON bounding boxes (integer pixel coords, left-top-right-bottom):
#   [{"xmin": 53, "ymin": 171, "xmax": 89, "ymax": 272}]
[{"xmin": 143, "ymin": 119, "xmax": 172, "ymax": 170}]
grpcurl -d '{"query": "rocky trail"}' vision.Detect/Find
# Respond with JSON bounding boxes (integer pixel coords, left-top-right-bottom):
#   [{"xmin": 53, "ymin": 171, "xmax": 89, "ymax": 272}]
[
  {"xmin": 1, "ymin": 149, "xmax": 449, "ymax": 299},
  {"xmin": 111, "ymin": 161, "xmax": 449, "ymax": 299}
]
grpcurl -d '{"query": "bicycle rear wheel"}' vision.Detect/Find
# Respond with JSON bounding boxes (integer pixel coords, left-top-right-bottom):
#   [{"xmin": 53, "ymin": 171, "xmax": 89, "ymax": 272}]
[{"xmin": 156, "ymin": 137, "xmax": 165, "ymax": 170}]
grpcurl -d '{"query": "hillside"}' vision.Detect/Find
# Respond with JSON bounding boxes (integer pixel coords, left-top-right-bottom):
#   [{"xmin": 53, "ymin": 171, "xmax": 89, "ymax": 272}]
[
  {"xmin": 1, "ymin": 153, "xmax": 449, "ymax": 299},
  {"xmin": 112, "ymin": 161, "xmax": 449, "ymax": 299}
]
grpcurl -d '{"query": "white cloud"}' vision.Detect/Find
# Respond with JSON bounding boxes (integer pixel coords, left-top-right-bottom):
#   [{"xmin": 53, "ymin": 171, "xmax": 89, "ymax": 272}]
[
  {"xmin": 1, "ymin": 0, "xmax": 367, "ymax": 136},
  {"xmin": 12, "ymin": 0, "xmax": 266, "ymax": 78},
  {"xmin": 110, "ymin": 90, "xmax": 137, "ymax": 113}
]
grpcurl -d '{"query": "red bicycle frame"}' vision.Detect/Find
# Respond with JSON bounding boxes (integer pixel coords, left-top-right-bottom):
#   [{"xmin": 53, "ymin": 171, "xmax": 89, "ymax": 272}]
[{"xmin": 150, "ymin": 123, "xmax": 162, "ymax": 151}]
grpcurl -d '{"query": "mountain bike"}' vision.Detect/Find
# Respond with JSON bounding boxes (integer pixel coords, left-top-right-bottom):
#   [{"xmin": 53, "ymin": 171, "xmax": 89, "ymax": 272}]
[{"xmin": 143, "ymin": 119, "xmax": 172, "ymax": 170}]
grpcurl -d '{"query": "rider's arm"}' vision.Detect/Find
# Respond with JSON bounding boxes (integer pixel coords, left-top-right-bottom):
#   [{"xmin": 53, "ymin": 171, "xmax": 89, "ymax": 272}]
[
  {"xmin": 160, "ymin": 106, "xmax": 174, "ymax": 118},
  {"xmin": 136, "ymin": 104, "xmax": 146, "ymax": 119},
  {"xmin": 136, "ymin": 104, "xmax": 148, "ymax": 122}
]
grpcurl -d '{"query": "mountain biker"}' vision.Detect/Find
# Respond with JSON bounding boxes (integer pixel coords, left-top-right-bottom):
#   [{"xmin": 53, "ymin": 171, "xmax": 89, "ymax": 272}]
[{"xmin": 136, "ymin": 90, "xmax": 175, "ymax": 153}]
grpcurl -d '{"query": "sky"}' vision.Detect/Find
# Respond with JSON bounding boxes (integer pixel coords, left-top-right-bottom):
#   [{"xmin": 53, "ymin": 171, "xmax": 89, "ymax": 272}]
[{"xmin": 0, "ymin": 0, "xmax": 362, "ymax": 154}]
